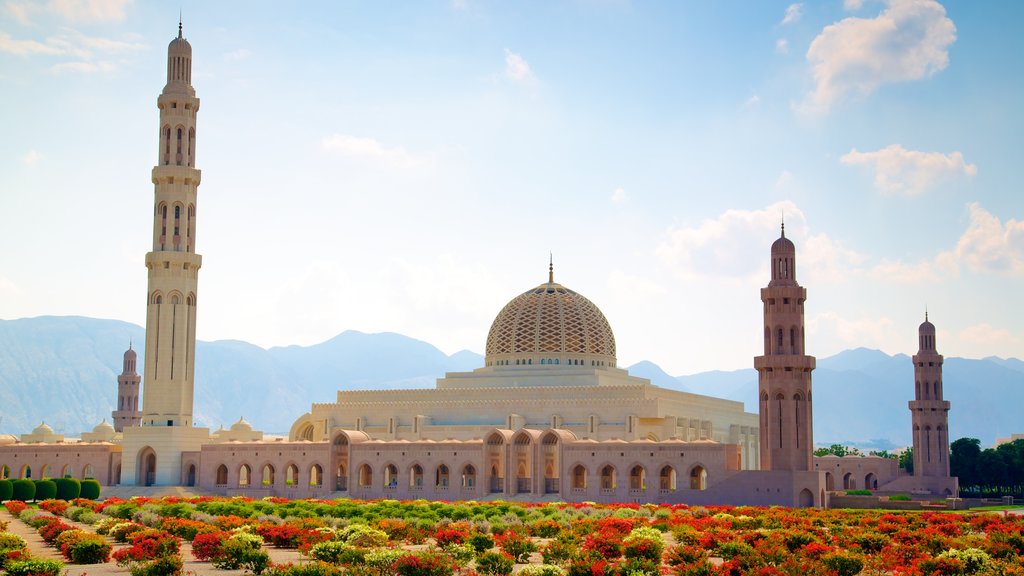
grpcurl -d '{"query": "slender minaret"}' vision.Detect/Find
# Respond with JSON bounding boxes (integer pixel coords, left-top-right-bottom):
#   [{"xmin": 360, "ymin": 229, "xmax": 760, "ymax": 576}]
[
  {"xmin": 141, "ymin": 21, "xmax": 202, "ymax": 428},
  {"xmin": 112, "ymin": 343, "xmax": 142, "ymax": 431},
  {"xmin": 754, "ymin": 223, "xmax": 816, "ymax": 471},
  {"xmin": 910, "ymin": 313, "xmax": 951, "ymax": 478},
  {"xmin": 121, "ymin": 23, "xmax": 209, "ymax": 487}
]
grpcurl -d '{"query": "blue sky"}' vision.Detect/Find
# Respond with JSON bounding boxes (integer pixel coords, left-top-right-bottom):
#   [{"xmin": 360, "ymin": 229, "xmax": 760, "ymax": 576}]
[{"xmin": 1, "ymin": 0, "xmax": 1022, "ymax": 375}]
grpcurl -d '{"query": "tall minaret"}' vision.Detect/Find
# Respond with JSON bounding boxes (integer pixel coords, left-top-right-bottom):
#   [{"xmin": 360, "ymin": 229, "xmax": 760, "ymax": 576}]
[
  {"xmin": 754, "ymin": 224, "xmax": 816, "ymax": 471},
  {"xmin": 141, "ymin": 21, "xmax": 202, "ymax": 428},
  {"xmin": 112, "ymin": 344, "xmax": 142, "ymax": 431},
  {"xmin": 910, "ymin": 313, "xmax": 951, "ymax": 478},
  {"xmin": 121, "ymin": 24, "xmax": 209, "ymax": 487}
]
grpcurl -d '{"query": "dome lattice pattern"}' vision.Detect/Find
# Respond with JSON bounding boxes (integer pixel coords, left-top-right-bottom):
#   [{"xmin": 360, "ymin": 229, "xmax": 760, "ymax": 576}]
[{"xmin": 485, "ymin": 282, "xmax": 616, "ymax": 362}]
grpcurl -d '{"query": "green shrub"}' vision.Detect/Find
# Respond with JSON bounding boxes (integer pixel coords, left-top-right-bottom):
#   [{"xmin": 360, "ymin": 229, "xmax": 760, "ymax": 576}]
[
  {"xmin": 393, "ymin": 550, "xmax": 455, "ymax": 576},
  {"xmin": 0, "ymin": 532, "xmax": 29, "ymax": 570},
  {"xmin": 888, "ymin": 494, "xmax": 912, "ymax": 501},
  {"xmin": 266, "ymin": 562, "xmax": 344, "ymax": 576},
  {"xmin": 475, "ymin": 551, "xmax": 514, "ymax": 576},
  {"xmin": 308, "ymin": 541, "xmax": 354, "ymax": 564},
  {"xmin": 127, "ymin": 554, "xmax": 183, "ymax": 576},
  {"xmin": 622, "ymin": 526, "xmax": 664, "ymax": 561},
  {"xmin": 937, "ymin": 548, "xmax": 991, "ymax": 574},
  {"xmin": 212, "ymin": 534, "xmax": 270, "ymax": 574},
  {"xmin": 70, "ymin": 538, "xmax": 114, "ymax": 564},
  {"xmin": 517, "ymin": 564, "xmax": 566, "ymax": 576},
  {"xmin": 0, "ymin": 479, "xmax": 13, "ymax": 501},
  {"xmin": 845, "ymin": 489, "xmax": 872, "ymax": 496},
  {"xmin": 11, "ymin": 479, "xmax": 35, "ymax": 502},
  {"xmin": 338, "ymin": 524, "xmax": 389, "ymax": 548},
  {"xmin": 468, "ymin": 532, "xmax": 494, "ymax": 553},
  {"xmin": 54, "ymin": 478, "xmax": 81, "ymax": 501},
  {"xmin": 33, "ymin": 480, "xmax": 57, "ymax": 501},
  {"xmin": 821, "ymin": 552, "xmax": 864, "ymax": 576},
  {"xmin": 79, "ymin": 479, "xmax": 101, "ymax": 500},
  {"xmin": 363, "ymin": 548, "xmax": 403, "ymax": 573},
  {"xmin": 5, "ymin": 558, "xmax": 65, "ymax": 576}
]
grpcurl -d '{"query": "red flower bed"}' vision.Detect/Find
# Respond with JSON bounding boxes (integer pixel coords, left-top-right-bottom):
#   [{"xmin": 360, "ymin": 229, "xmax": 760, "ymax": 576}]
[
  {"xmin": 4, "ymin": 501, "xmax": 27, "ymax": 516},
  {"xmin": 191, "ymin": 531, "xmax": 229, "ymax": 561},
  {"xmin": 38, "ymin": 500, "xmax": 70, "ymax": 516},
  {"xmin": 112, "ymin": 528, "xmax": 181, "ymax": 563},
  {"xmin": 434, "ymin": 528, "xmax": 469, "ymax": 548}
]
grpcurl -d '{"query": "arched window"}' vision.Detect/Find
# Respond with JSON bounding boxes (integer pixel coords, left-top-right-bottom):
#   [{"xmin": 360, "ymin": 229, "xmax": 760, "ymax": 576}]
[
  {"xmin": 358, "ymin": 464, "xmax": 373, "ymax": 488},
  {"xmin": 286, "ymin": 464, "xmax": 299, "ymax": 485},
  {"xmin": 436, "ymin": 464, "xmax": 450, "ymax": 488},
  {"xmin": 176, "ymin": 127, "xmax": 183, "ymax": 165},
  {"xmin": 777, "ymin": 328, "xmax": 784, "ymax": 351},
  {"xmin": 384, "ymin": 464, "xmax": 398, "ymax": 488},
  {"xmin": 310, "ymin": 464, "xmax": 323, "ymax": 486},
  {"xmin": 188, "ymin": 127, "xmax": 195, "ymax": 167},
  {"xmin": 82, "ymin": 464, "xmax": 94, "ymax": 479},
  {"xmin": 238, "ymin": 465, "xmax": 251, "ymax": 487},
  {"xmin": 262, "ymin": 464, "xmax": 275, "ymax": 486},
  {"xmin": 600, "ymin": 465, "xmax": 616, "ymax": 490},
  {"xmin": 215, "ymin": 465, "xmax": 228, "ymax": 486},
  {"xmin": 933, "ymin": 381, "xmax": 939, "ymax": 398},
  {"xmin": 0, "ymin": 465, "xmax": 9, "ymax": 480},
  {"xmin": 629, "ymin": 465, "xmax": 646, "ymax": 491},
  {"xmin": 163, "ymin": 126, "xmax": 171, "ymax": 164},
  {"xmin": 462, "ymin": 465, "xmax": 476, "ymax": 488},
  {"xmin": 572, "ymin": 465, "xmax": 587, "ymax": 489},
  {"xmin": 659, "ymin": 466, "xmax": 676, "ymax": 491},
  {"xmin": 689, "ymin": 465, "xmax": 707, "ymax": 490},
  {"xmin": 410, "ymin": 464, "xmax": 424, "ymax": 488}
]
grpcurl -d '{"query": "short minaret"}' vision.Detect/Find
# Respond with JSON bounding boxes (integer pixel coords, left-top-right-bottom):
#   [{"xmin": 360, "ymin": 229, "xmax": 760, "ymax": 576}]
[
  {"xmin": 754, "ymin": 224, "xmax": 816, "ymax": 471},
  {"xmin": 112, "ymin": 344, "xmax": 142, "ymax": 431},
  {"xmin": 141, "ymin": 21, "xmax": 202, "ymax": 428},
  {"xmin": 910, "ymin": 313, "xmax": 951, "ymax": 478},
  {"xmin": 121, "ymin": 23, "xmax": 210, "ymax": 487}
]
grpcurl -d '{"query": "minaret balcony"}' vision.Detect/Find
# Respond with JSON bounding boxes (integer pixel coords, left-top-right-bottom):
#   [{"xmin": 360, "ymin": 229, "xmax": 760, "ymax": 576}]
[
  {"xmin": 908, "ymin": 399, "xmax": 950, "ymax": 411},
  {"xmin": 753, "ymin": 354, "xmax": 816, "ymax": 371},
  {"xmin": 152, "ymin": 165, "xmax": 201, "ymax": 185}
]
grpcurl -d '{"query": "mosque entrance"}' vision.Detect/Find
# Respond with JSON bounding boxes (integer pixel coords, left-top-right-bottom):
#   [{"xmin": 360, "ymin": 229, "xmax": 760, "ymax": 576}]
[{"xmin": 137, "ymin": 447, "xmax": 157, "ymax": 486}]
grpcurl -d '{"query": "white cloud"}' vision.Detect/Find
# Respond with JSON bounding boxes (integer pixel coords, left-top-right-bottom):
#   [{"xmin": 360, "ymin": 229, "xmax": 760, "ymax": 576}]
[
  {"xmin": 45, "ymin": 0, "xmax": 131, "ymax": 23},
  {"xmin": 504, "ymin": 49, "xmax": 533, "ymax": 82},
  {"xmin": 656, "ymin": 201, "xmax": 803, "ymax": 281},
  {"xmin": 775, "ymin": 38, "xmax": 789, "ymax": 54},
  {"xmin": 841, "ymin": 144, "xmax": 977, "ymax": 195},
  {"xmin": 20, "ymin": 149, "xmax": 42, "ymax": 166},
  {"xmin": 844, "ymin": 0, "xmax": 865, "ymax": 10},
  {"xmin": 808, "ymin": 310, "xmax": 900, "ymax": 352},
  {"xmin": 224, "ymin": 48, "xmax": 251, "ymax": 61},
  {"xmin": 945, "ymin": 203, "xmax": 1024, "ymax": 275},
  {"xmin": 743, "ymin": 94, "xmax": 761, "ymax": 108},
  {"xmin": 610, "ymin": 187, "xmax": 628, "ymax": 204},
  {"xmin": 321, "ymin": 133, "xmax": 427, "ymax": 170},
  {"xmin": 800, "ymin": 0, "xmax": 956, "ymax": 113},
  {"xmin": 50, "ymin": 59, "xmax": 113, "ymax": 73},
  {"xmin": 0, "ymin": 32, "xmax": 64, "ymax": 55},
  {"xmin": 957, "ymin": 323, "xmax": 1024, "ymax": 353},
  {"xmin": 781, "ymin": 3, "xmax": 802, "ymax": 25},
  {"xmin": 5, "ymin": 0, "xmax": 131, "ymax": 25}
]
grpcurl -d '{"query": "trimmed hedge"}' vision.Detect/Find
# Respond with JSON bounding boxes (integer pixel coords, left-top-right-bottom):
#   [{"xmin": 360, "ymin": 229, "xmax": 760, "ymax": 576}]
[
  {"xmin": 0, "ymin": 479, "xmax": 13, "ymax": 501},
  {"xmin": 34, "ymin": 479, "xmax": 57, "ymax": 501},
  {"xmin": 80, "ymin": 479, "xmax": 101, "ymax": 500},
  {"xmin": 11, "ymin": 479, "xmax": 36, "ymax": 502},
  {"xmin": 54, "ymin": 477, "xmax": 81, "ymax": 501}
]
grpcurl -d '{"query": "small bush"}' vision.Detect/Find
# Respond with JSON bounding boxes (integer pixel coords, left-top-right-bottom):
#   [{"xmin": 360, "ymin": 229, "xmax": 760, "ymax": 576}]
[
  {"xmin": 937, "ymin": 548, "xmax": 991, "ymax": 574},
  {"xmin": 211, "ymin": 534, "xmax": 270, "ymax": 574},
  {"xmin": 364, "ymin": 549, "xmax": 404, "ymax": 574},
  {"xmin": 53, "ymin": 478, "xmax": 81, "ymax": 501},
  {"xmin": 889, "ymin": 494, "xmax": 912, "ymax": 501},
  {"xmin": 518, "ymin": 564, "xmax": 566, "ymax": 576},
  {"xmin": 0, "ymin": 532, "xmax": 29, "ymax": 570},
  {"xmin": 338, "ymin": 524, "xmax": 389, "ymax": 548},
  {"xmin": 475, "ymin": 551, "xmax": 515, "ymax": 576},
  {"xmin": 622, "ymin": 526, "xmax": 664, "ymax": 561},
  {"xmin": 70, "ymin": 538, "xmax": 113, "ymax": 564},
  {"xmin": 33, "ymin": 480, "xmax": 57, "ymax": 501},
  {"xmin": 191, "ymin": 531, "xmax": 228, "ymax": 561},
  {"xmin": 821, "ymin": 551, "xmax": 865, "ymax": 576},
  {"xmin": 393, "ymin": 550, "xmax": 455, "ymax": 576},
  {"xmin": 845, "ymin": 489, "xmax": 872, "ymax": 496},
  {"xmin": 265, "ymin": 561, "xmax": 344, "ymax": 576},
  {"xmin": 79, "ymin": 479, "xmax": 101, "ymax": 500},
  {"xmin": 0, "ymin": 479, "xmax": 13, "ymax": 501},
  {"xmin": 308, "ymin": 541, "xmax": 354, "ymax": 564},
  {"xmin": 127, "ymin": 553, "xmax": 183, "ymax": 576},
  {"xmin": 11, "ymin": 480, "xmax": 35, "ymax": 502},
  {"xmin": 496, "ymin": 529, "xmax": 536, "ymax": 562},
  {"xmin": 4, "ymin": 558, "xmax": 64, "ymax": 576},
  {"xmin": 468, "ymin": 532, "xmax": 494, "ymax": 553}
]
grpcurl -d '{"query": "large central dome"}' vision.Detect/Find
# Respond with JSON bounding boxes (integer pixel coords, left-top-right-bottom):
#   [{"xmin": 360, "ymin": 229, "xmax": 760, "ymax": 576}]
[{"xmin": 485, "ymin": 271, "xmax": 616, "ymax": 368}]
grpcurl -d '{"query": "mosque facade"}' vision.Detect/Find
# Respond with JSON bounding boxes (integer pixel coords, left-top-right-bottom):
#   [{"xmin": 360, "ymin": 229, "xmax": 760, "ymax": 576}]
[{"xmin": 0, "ymin": 27, "xmax": 957, "ymax": 506}]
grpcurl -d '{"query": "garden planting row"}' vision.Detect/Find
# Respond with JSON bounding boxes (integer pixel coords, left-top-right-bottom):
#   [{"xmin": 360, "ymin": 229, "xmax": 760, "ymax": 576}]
[{"xmin": 2, "ymin": 496, "xmax": 1024, "ymax": 576}]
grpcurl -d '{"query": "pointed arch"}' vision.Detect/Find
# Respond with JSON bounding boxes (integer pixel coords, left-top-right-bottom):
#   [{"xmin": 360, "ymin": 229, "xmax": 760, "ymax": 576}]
[
  {"xmin": 238, "ymin": 464, "xmax": 251, "ymax": 487},
  {"xmin": 216, "ymin": 464, "xmax": 228, "ymax": 486},
  {"xmin": 688, "ymin": 464, "xmax": 707, "ymax": 490},
  {"xmin": 409, "ymin": 463, "xmax": 424, "ymax": 488},
  {"xmin": 629, "ymin": 464, "xmax": 646, "ymax": 491},
  {"xmin": 659, "ymin": 465, "xmax": 676, "ymax": 491},
  {"xmin": 600, "ymin": 464, "xmax": 616, "ymax": 491},
  {"xmin": 572, "ymin": 464, "xmax": 587, "ymax": 490},
  {"xmin": 461, "ymin": 464, "xmax": 476, "ymax": 489}
]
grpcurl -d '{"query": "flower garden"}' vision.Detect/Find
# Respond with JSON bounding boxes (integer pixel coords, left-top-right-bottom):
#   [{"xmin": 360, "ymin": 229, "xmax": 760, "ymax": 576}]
[{"xmin": 1, "ymin": 496, "xmax": 1023, "ymax": 576}]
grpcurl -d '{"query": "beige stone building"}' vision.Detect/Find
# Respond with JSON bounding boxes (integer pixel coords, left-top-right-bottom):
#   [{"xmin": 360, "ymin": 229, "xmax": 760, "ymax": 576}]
[{"xmin": 0, "ymin": 26, "xmax": 957, "ymax": 506}]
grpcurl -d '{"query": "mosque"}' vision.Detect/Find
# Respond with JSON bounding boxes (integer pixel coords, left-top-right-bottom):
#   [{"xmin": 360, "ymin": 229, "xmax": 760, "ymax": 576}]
[{"xmin": 0, "ymin": 27, "xmax": 957, "ymax": 506}]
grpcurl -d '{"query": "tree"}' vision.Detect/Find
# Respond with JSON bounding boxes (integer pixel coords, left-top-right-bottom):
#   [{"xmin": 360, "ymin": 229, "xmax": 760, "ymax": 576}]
[
  {"xmin": 814, "ymin": 444, "xmax": 862, "ymax": 458},
  {"xmin": 898, "ymin": 448, "xmax": 914, "ymax": 475},
  {"xmin": 977, "ymin": 450, "xmax": 1007, "ymax": 493},
  {"xmin": 950, "ymin": 438, "xmax": 981, "ymax": 489}
]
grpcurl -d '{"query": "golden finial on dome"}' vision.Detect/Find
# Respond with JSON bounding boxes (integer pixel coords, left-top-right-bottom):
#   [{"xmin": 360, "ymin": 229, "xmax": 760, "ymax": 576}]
[{"xmin": 548, "ymin": 252, "xmax": 554, "ymax": 284}]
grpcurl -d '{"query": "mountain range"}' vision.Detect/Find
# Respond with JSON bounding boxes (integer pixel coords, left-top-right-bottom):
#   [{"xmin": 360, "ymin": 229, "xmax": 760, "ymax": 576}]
[{"xmin": 1, "ymin": 316, "xmax": 1021, "ymax": 449}]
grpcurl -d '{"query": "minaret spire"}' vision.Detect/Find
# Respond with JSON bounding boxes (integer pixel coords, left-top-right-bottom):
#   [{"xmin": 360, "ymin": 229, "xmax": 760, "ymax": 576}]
[{"xmin": 548, "ymin": 252, "xmax": 554, "ymax": 284}]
